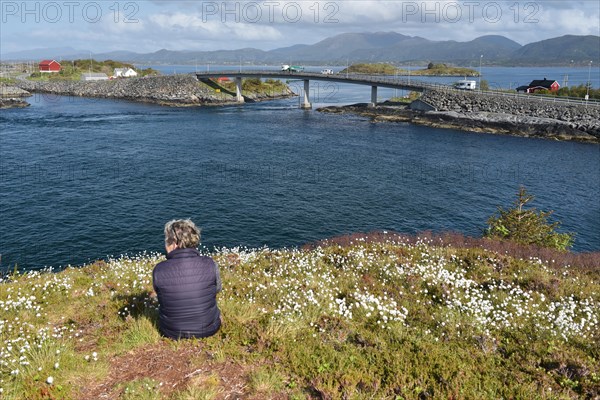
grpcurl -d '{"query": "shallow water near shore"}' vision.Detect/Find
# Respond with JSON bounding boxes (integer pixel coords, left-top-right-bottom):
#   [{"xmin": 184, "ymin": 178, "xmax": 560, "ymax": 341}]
[{"xmin": 1, "ymin": 92, "xmax": 599, "ymax": 271}]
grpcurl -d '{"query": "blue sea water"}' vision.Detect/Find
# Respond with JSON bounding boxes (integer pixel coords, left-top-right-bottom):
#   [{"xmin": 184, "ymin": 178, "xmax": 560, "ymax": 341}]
[{"xmin": 1, "ymin": 70, "xmax": 599, "ymax": 271}]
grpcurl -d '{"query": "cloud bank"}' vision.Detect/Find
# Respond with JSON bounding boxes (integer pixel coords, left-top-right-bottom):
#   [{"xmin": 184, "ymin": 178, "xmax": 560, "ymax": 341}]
[{"xmin": 1, "ymin": 0, "xmax": 598, "ymax": 54}]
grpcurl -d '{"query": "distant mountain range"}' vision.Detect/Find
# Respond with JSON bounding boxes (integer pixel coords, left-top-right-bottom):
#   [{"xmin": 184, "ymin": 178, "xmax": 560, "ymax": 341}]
[{"xmin": 2, "ymin": 33, "xmax": 598, "ymax": 66}]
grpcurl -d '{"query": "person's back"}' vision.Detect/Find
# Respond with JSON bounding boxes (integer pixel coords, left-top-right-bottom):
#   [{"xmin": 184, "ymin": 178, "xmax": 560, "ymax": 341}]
[{"xmin": 152, "ymin": 219, "xmax": 222, "ymax": 339}]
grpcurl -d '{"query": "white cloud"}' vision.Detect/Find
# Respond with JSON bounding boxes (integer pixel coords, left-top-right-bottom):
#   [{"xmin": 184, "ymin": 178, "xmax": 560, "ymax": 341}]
[
  {"xmin": 534, "ymin": 7, "xmax": 599, "ymax": 37},
  {"xmin": 147, "ymin": 12, "xmax": 283, "ymax": 45},
  {"xmin": 1, "ymin": 0, "xmax": 599, "ymax": 54}
]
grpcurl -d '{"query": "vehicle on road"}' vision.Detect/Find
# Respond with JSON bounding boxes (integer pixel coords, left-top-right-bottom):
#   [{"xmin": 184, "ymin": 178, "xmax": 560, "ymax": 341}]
[
  {"xmin": 281, "ymin": 64, "xmax": 304, "ymax": 73},
  {"xmin": 454, "ymin": 80, "xmax": 477, "ymax": 90}
]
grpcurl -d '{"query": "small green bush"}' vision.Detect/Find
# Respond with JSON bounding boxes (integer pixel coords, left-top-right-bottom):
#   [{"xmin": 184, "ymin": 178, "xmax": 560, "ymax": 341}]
[{"xmin": 485, "ymin": 186, "xmax": 574, "ymax": 251}]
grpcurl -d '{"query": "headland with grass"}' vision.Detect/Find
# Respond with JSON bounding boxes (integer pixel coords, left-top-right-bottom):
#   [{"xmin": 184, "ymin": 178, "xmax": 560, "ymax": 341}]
[{"xmin": 1, "ymin": 189, "xmax": 599, "ymax": 399}]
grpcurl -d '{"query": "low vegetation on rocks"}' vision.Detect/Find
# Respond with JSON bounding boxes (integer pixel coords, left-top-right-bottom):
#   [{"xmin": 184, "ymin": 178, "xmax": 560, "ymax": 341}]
[
  {"xmin": 415, "ymin": 63, "xmax": 480, "ymax": 77},
  {"xmin": 339, "ymin": 63, "xmax": 479, "ymax": 77},
  {"xmin": 340, "ymin": 63, "xmax": 401, "ymax": 75}
]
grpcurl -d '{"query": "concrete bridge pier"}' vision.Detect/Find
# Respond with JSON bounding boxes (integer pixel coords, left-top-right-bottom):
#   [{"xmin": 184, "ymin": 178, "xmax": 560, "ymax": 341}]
[
  {"xmin": 235, "ymin": 77, "xmax": 244, "ymax": 103},
  {"xmin": 301, "ymin": 79, "xmax": 312, "ymax": 109},
  {"xmin": 369, "ymin": 86, "xmax": 378, "ymax": 107}
]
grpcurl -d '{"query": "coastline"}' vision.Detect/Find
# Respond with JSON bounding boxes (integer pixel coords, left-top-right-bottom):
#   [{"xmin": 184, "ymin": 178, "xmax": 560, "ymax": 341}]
[
  {"xmin": 6, "ymin": 75, "xmax": 599, "ymax": 143},
  {"xmin": 0, "ymin": 97, "xmax": 30, "ymax": 109},
  {"xmin": 11, "ymin": 74, "xmax": 295, "ymax": 107},
  {"xmin": 318, "ymin": 90, "xmax": 600, "ymax": 143},
  {"xmin": 0, "ymin": 84, "xmax": 32, "ymax": 108},
  {"xmin": 318, "ymin": 104, "xmax": 600, "ymax": 143}
]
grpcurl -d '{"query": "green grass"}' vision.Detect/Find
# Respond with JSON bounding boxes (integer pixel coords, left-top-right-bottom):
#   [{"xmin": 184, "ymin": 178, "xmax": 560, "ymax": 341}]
[
  {"xmin": 340, "ymin": 63, "xmax": 401, "ymax": 75},
  {"xmin": 388, "ymin": 91, "xmax": 422, "ymax": 104},
  {"xmin": 534, "ymin": 84, "xmax": 600, "ymax": 100},
  {"xmin": 217, "ymin": 77, "xmax": 289, "ymax": 97},
  {"xmin": 340, "ymin": 63, "xmax": 479, "ymax": 77},
  {"xmin": 25, "ymin": 59, "xmax": 159, "ymax": 81},
  {"xmin": 414, "ymin": 63, "xmax": 479, "ymax": 76},
  {"xmin": 1, "ymin": 239, "xmax": 598, "ymax": 399},
  {"xmin": 248, "ymin": 366, "xmax": 287, "ymax": 394}
]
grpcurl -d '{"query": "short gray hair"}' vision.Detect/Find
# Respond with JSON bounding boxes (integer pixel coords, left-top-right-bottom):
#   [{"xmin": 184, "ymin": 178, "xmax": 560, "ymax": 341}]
[{"xmin": 164, "ymin": 219, "xmax": 201, "ymax": 249}]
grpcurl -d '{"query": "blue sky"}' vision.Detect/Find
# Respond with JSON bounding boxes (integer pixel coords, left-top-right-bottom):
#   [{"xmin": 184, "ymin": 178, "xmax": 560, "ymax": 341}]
[{"xmin": 1, "ymin": 0, "xmax": 599, "ymax": 55}]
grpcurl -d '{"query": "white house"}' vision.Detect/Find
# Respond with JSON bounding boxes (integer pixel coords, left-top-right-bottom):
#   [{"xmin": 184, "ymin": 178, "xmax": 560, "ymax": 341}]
[
  {"xmin": 113, "ymin": 68, "xmax": 138, "ymax": 78},
  {"xmin": 81, "ymin": 72, "xmax": 109, "ymax": 81}
]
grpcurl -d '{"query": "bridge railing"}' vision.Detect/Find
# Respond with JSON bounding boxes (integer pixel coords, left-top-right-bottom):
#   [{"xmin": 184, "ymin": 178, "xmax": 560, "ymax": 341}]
[
  {"xmin": 473, "ymin": 89, "xmax": 600, "ymax": 107},
  {"xmin": 431, "ymin": 85, "xmax": 600, "ymax": 107},
  {"xmin": 337, "ymin": 73, "xmax": 447, "ymax": 90}
]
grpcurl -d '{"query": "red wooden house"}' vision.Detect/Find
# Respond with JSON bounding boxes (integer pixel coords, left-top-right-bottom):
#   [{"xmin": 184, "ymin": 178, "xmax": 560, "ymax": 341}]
[
  {"xmin": 525, "ymin": 78, "xmax": 560, "ymax": 93},
  {"xmin": 39, "ymin": 60, "xmax": 61, "ymax": 73}
]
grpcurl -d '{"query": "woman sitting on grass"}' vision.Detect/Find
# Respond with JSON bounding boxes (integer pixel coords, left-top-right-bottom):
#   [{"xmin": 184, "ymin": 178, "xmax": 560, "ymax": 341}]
[{"xmin": 153, "ymin": 219, "xmax": 222, "ymax": 339}]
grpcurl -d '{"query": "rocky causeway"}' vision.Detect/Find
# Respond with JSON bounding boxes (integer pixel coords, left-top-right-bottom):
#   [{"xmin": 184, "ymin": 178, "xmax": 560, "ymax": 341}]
[{"xmin": 319, "ymin": 89, "xmax": 600, "ymax": 143}]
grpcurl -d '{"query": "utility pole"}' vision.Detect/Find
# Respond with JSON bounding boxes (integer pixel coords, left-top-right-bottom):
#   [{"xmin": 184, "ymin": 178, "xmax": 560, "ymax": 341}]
[
  {"xmin": 585, "ymin": 60, "xmax": 592, "ymax": 106},
  {"xmin": 346, "ymin": 58, "xmax": 349, "ymax": 78},
  {"xmin": 479, "ymin": 54, "xmax": 483, "ymax": 91}
]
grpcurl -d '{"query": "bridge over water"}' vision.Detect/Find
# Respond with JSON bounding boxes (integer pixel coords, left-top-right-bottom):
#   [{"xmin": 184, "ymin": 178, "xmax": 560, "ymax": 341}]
[
  {"xmin": 195, "ymin": 70, "xmax": 445, "ymax": 109},
  {"xmin": 196, "ymin": 70, "xmax": 598, "ymax": 109}
]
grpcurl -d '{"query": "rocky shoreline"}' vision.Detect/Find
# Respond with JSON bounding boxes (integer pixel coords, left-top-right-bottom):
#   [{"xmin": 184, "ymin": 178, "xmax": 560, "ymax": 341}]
[
  {"xmin": 5, "ymin": 76, "xmax": 599, "ymax": 143},
  {"xmin": 0, "ymin": 84, "xmax": 32, "ymax": 108},
  {"xmin": 318, "ymin": 90, "xmax": 600, "ymax": 143},
  {"xmin": 12, "ymin": 74, "xmax": 295, "ymax": 107},
  {"xmin": 0, "ymin": 98, "xmax": 30, "ymax": 108}
]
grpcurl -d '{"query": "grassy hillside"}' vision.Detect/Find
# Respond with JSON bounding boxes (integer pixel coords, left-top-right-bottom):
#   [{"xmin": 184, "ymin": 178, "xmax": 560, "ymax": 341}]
[
  {"xmin": 510, "ymin": 35, "xmax": 600, "ymax": 66},
  {"xmin": 1, "ymin": 233, "xmax": 598, "ymax": 399}
]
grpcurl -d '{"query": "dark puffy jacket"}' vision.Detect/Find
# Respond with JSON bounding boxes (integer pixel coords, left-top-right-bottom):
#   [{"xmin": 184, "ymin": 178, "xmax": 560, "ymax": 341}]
[{"xmin": 152, "ymin": 248, "xmax": 221, "ymax": 339}]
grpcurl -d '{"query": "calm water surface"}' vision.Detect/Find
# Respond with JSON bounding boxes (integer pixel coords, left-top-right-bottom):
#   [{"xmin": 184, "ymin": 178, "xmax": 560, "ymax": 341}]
[{"xmin": 1, "ymin": 83, "xmax": 599, "ymax": 271}]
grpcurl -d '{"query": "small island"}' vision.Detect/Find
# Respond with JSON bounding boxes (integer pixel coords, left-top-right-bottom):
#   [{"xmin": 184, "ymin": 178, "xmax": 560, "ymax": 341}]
[{"xmin": 339, "ymin": 62, "xmax": 480, "ymax": 77}]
